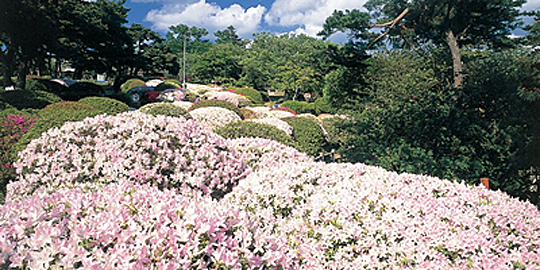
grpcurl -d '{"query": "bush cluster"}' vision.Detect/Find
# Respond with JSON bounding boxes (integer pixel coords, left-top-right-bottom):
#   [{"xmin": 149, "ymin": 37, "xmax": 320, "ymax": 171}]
[
  {"xmin": 138, "ymin": 102, "xmax": 191, "ymax": 118},
  {"xmin": 120, "ymin": 78, "xmax": 146, "ymax": 93},
  {"xmin": 282, "ymin": 116, "xmax": 327, "ymax": 156},
  {"xmin": 215, "ymin": 121, "xmax": 296, "ymax": 147},
  {"xmin": 154, "ymin": 82, "xmax": 180, "ymax": 92},
  {"xmin": 79, "ymin": 96, "xmax": 130, "ymax": 115},
  {"xmin": 280, "ymin": 100, "xmax": 314, "ymax": 114},
  {"xmin": 61, "ymin": 82, "xmax": 104, "ymax": 101},
  {"xmin": 189, "ymin": 99, "xmax": 242, "ymax": 118}
]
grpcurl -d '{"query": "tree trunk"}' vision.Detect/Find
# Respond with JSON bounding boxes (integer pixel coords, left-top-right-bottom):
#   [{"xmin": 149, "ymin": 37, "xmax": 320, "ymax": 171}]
[
  {"xmin": 16, "ymin": 60, "xmax": 29, "ymax": 90},
  {"xmin": 1, "ymin": 49, "xmax": 15, "ymax": 87},
  {"xmin": 445, "ymin": 30, "xmax": 463, "ymax": 88}
]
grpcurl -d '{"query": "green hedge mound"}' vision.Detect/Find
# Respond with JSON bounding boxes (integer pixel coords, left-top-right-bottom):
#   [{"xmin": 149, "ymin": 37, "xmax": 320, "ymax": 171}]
[
  {"xmin": 233, "ymin": 87, "xmax": 264, "ymax": 105},
  {"xmin": 79, "ymin": 97, "xmax": 130, "ymax": 115},
  {"xmin": 283, "ymin": 116, "xmax": 327, "ymax": 157},
  {"xmin": 120, "ymin": 78, "xmax": 146, "ymax": 93},
  {"xmin": 215, "ymin": 121, "xmax": 296, "ymax": 147},
  {"xmin": 139, "ymin": 102, "xmax": 191, "ymax": 119},
  {"xmin": 281, "ymin": 100, "xmax": 314, "ymax": 114},
  {"xmin": 62, "ymin": 82, "xmax": 104, "ymax": 101},
  {"xmin": 1, "ymin": 89, "xmax": 63, "ymax": 110}
]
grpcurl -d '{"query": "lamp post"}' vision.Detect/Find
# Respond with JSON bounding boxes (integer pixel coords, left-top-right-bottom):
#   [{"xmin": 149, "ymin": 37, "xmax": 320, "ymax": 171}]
[{"xmin": 182, "ymin": 33, "xmax": 187, "ymax": 90}]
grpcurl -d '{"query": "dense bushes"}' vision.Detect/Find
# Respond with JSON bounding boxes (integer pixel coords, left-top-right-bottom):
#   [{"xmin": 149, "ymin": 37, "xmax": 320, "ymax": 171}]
[
  {"xmin": 189, "ymin": 99, "xmax": 242, "ymax": 118},
  {"xmin": 120, "ymin": 78, "xmax": 146, "ymax": 93},
  {"xmin": 138, "ymin": 102, "xmax": 191, "ymax": 118},
  {"xmin": 62, "ymin": 82, "xmax": 104, "ymax": 101},
  {"xmin": 282, "ymin": 116, "xmax": 327, "ymax": 156},
  {"xmin": 232, "ymin": 87, "xmax": 264, "ymax": 104},
  {"xmin": 280, "ymin": 100, "xmax": 313, "ymax": 114},
  {"xmin": 154, "ymin": 82, "xmax": 179, "ymax": 92},
  {"xmin": 79, "ymin": 96, "xmax": 130, "ymax": 115},
  {"xmin": 215, "ymin": 121, "xmax": 296, "ymax": 147}
]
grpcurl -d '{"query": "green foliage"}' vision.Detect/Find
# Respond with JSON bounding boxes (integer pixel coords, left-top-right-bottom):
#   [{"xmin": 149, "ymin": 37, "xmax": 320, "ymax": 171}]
[
  {"xmin": 62, "ymin": 82, "xmax": 104, "ymax": 101},
  {"xmin": 231, "ymin": 87, "xmax": 264, "ymax": 104},
  {"xmin": 138, "ymin": 102, "xmax": 191, "ymax": 118},
  {"xmin": 154, "ymin": 82, "xmax": 180, "ymax": 92},
  {"xmin": 12, "ymin": 102, "xmax": 102, "ymax": 158},
  {"xmin": 1, "ymin": 89, "xmax": 63, "ymax": 110},
  {"xmin": 79, "ymin": 97, "xmax": 130, "ymax": 115},
  {"xmin": 189, "ymin": 99, "xmax": 242, "ymax": 118},
  {"xmin": 281, "ymin": 100, "xmax": 314, "ymax": 114},
  {"xmin": 313, "ymin": 96, "xmax": 334, "ymax": 115},
  {"xmin": 215, "ymin": 121, "xmax": 296, "ymax": 147},
  {"xmin": 121, "ymin": 78, "xmax": 146, "ymax": 93},
  {"xmin": 340, "ymin": 49, "xmax": 539, "ymax": 206},
  {"xmin": 282, "ymin": 116, "xmax": 327, "ymax": 157},
  {"xmin": 319, "ymin": 116, "xmax": 356, "ymax": 149}
]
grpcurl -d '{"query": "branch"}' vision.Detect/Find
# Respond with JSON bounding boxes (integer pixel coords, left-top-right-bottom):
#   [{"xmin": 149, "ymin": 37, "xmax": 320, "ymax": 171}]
[{"xmin": 367, "ymin": 8, "xmax": 410, "ymax": 48}]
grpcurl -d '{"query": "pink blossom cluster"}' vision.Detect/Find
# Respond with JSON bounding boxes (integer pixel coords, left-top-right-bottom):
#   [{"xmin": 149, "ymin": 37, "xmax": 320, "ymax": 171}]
[
  {"xmin": 1, "ymin": 114, "xmax": 37, "ymax": 175},
  {"xmin": 0, "ymin": 180, "xmax": 294, "ymax": 269},
  {"xmin": 7, "ymin": 112, "xmax": 248, "ymax": 200},
  {"xmin": 188, "ymin": 107, "xmax": 242, "ymax": 130},
  {"xmin": 227, "ymin": 138, "xmax": 312, "ymax": 171},
  {"xmin": 248, "ymin": 118, "xmax": 293, "ymax": 135},
  {"xmin": 225, "ymin": 162, "xmax": 540, "ymax": 269}
]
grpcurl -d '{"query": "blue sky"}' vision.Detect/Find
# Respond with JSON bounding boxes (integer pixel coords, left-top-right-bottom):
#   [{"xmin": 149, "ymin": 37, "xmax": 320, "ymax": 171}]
[{"xmin": 124, "ymin": 0, "xmax": 540, "ymax": 40}]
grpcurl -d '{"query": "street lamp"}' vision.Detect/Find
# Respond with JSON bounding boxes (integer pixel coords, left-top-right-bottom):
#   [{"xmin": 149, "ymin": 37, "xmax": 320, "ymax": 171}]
[{"xmin": 182, "ymin": 33, "xmax": 187, "ymax": 90}]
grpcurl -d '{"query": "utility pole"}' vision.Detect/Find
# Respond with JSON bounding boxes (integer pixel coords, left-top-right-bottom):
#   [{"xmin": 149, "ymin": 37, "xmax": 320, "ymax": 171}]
[{"xmin": 182, "ymin": 34, "xmax": 187, "ymax": 90}]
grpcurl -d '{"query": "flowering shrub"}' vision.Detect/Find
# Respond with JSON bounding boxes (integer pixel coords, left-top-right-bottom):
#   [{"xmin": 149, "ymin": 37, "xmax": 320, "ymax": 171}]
[
  {"xmin": 7, "ymin": 112, "xmax": 248, "ymax": 201},
  {"xmin": 188, "ymin": 107, "xmax": 241, "ymax": 130},
  {"xmin": 248, "ymin": 118, "xmax": 293, "ymax": 135},
  {"xmin": 226, "ymin": 162, "xmax": 540, "ymax": 269},
  {"xmin": 0, "ymin": 114, "xmax": 37, "ymax": 202},
  {"xmin": 172, "ymin": 101, "xmax": 193, "ymax": 111},
  {"xmin": 215, "ymin": 121, "xmax": 296, "ymax": 148},
  {"xmin": 228, "ymin": 137, "xmax": 312, "ymax": 171},
  {"xmin": 157, "ymin": 90, "xmax": 185, "ymax": 102},
  {"xmin": 145, "ymin": 79, "xmax": 163, "ymax": 87},
  {"xmin": 0, "ymin": 180, "xmax": 293, "ymax": 269},
  {"xmin": 138, "ymin": 102, "xmax": 191, "ymax": 119},
  {"xmin": 203, "ymin": 91, "xmax": 251, "ymax": 107}
]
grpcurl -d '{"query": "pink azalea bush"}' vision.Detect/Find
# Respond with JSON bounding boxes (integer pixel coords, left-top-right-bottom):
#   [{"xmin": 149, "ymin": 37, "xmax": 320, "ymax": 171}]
[
  {"xmin": 204, "ymin": 91, "xmax": 251, "ymax": 107},
  {"xmin": 7, "ymin": 112, "xmax": 248, "ymax": 201},
  {"xmin": 1, "ymin": 114, "xmax": 37, "ymax": 188},
  {"xmin": 0, "ymin": 180, "xmax": 294, "ymax": 269},
  {"xmin": 225, "ymin": 162, "xmax": 540, "ymax": 269}
]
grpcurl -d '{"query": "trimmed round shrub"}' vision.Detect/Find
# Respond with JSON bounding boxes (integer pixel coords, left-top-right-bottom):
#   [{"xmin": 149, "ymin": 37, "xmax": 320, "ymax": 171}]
[
  {"xmin": 30, "ymin": 79, "xmax": 68, "ymax": 95},
  {"xmin": 313, "ymin": 96, "xmax": 334, "ymax": 115},
  {"xmin": 155, "ymin": 82, "xmax": 180, "ymax": 92},
  {"xmin": 203, "ymin": 91, "xmax": 251, "ymax": 107},
  {"xmin": 232, "ymin": 87, "xmax": 264, "ymax": 104},
  {"xmin": 188, "ymin": 107, "xmax": 242, "ymax": 130},
  {"xmin": 248, "ymin": 118, "xmax": 293, "ymax": 135},
  {"xmin": 215, "ymin": 121, "xmax": 296, "ymax": 147},
  {"xmin": 165, "ymin": 79, "xmax": 182, "ymax": 88},
  {"xmin": 61, "ymin": 82, "xmax": 104, "ymax": 101},
  {"xmin": 79, "ymin": 96, "xmax": 130, "ymax": 115},
  {"xmin": 189, "ymin": 99, "xmax": 242, "ymax": 118},
  {"xmin": 281, "ymin": 100, "xmax": 314, "ymax": 114},
  {"xmin": 138, "ymin": 102, "xmax": 191, "ymax": 119},
  {"xmin": 0, "ymin": 180, "xmax": 292, "ymax": 269},
  {"xmin": 8, "ymin": 112, "xmax": 249, "ymax": 201},
  {"xmin": 283, "ymin": 116, "xmax": 327, "ymax": 156},
  {"xmin": 11, "ymin": 101, "xmax": 102, "ymax": 158},
  {"xmin": 1, "ymin": 89, "xmax": 63, "ymax": 110},
  {"xmin": 120, "ymin": 78, "xmax": 146, "ymax": 93}
]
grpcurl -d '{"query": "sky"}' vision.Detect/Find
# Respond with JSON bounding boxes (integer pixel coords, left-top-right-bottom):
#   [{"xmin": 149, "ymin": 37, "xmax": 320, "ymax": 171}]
[{"xmin": 124, "ymin": 0, "xmax": 540, "ymax": 40}]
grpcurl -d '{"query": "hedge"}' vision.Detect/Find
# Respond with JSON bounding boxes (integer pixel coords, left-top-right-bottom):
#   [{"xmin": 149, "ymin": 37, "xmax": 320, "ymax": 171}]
[
  {"xmin": 282, "ymin": 116, "xmax": 327, "ymax": 157},
  {"xmin": 232, "ymin": 87, "xmax": 264, "ymax": 104},
  {"xmin": 138, "ymin": 102, "xmax": 191, "ymax": 119},
  {"xmin": 79, "ymin": 96, "xmax": 130, "ymax": 115},
  {"xmin": 215, "ymin": 121, "xmax": 296, "ymax": 147}
]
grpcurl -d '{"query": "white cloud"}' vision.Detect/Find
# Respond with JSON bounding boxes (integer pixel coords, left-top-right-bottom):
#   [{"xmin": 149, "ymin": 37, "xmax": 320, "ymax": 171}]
[
  {"xmin": 265, "ymin": 0, "xmax": 368, "ymax": 37},
  {"xmin": 144, "ymin": 0, "xmax": 266, "ymax": 38},
  {"xmin": 523, "ymin": 0, "xmax": 540, "ymax": 11}
]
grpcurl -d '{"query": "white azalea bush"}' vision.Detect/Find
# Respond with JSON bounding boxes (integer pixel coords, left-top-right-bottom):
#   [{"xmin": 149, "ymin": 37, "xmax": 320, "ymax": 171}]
[
  {"xmin": 203, "ymin": 91, "xmax": 251, "ymax": 107},
  {"xmin": 189, "ymin": 107, "xmax": 241, "ymax": 130},
  {"xmin": 7, "ymin": 112, "xmax": 248, "ymax": 200},
  {"xmin": 1, "ymin": 111, "xmax": 539, "ymax": 269},
  {"xmin": 0, "ymin": 180, "xmax": 294, "ymax": 269},
  {"xmin": 226, "ymin": 162, "xmax": 540, "ymax": 269}
]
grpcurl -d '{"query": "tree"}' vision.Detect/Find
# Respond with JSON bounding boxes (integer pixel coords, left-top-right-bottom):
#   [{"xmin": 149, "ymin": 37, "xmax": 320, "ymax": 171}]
[
  {"xmin": 320, "ymin": 0, "xmax": 526, "ymax": 88},
  {"xmin": 215, "ymin": 25, "xmax": 245, "ymax": 46}
]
